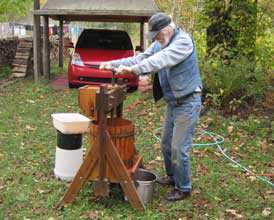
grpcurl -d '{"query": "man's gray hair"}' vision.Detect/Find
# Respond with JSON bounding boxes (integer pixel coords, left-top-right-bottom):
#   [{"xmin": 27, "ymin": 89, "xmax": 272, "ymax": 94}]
[
  {"xmin": 169, "ymin": 21, "xmax": 176, "ymax": 29},
  {"xmin": 167, "ymin": 14, "xmax": 176, "ymax": 30}
]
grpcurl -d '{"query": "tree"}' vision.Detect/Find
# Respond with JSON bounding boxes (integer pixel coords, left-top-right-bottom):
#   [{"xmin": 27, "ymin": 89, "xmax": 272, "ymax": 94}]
[
  {"xmin": 0, "ymin": 0, "xmax": 33, "ymax": 22},
  {"xmin": 155, "ymin": 0, "xmax": 197, "ymax": 32},
  {"xmin": 204, "ymin": 0, "xmax": 258, "ymax": 61}
]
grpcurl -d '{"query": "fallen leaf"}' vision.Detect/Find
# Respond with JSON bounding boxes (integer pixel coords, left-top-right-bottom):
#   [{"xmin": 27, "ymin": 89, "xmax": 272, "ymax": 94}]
[
  {"xmin": 26, "ymin": 99, "xmax": 35, "ymax": 104},
  {"xmin": 148, "ymin": 112, "xmax": 154, "ymax": 116},
  {"xmin": 214, "ymin": 196, "xmax": 222, "ymax": 201},
  {"xmin": 160, "ymin": 116, "xmax": 165, "ymax": 123},
  {"xmin": 262, "ymin": 208, "xmax": 271, "ymax": 217},
  {"xmin": 83, "ymin": 211, "xmax": 100, "ymax": 219},
  {"xmin": 138, "ymin": 109, "xmax": 147, "ymax": 116},
  {"xmin": 33, "ymin": 87, "xmax": 40, "ymax": 92},
  {"xmin": 192, "ymin": 189, "xmax": 200, "ymax": 194},
  {"xmin": 135, "ymin": 100, "xmax": 143, "ymax": 105},
  {"xmin": 153, "ymin": 143, "xmax": 160, "ymax": 150},
  {"xmin": 26, "ymin": 125, "xmax": 37, "ymax": 131},
  {"xmin": 219, "ymin": 211, "xmax": 225, "ymax": 220},
  {"xmin": 155, "ymin": 156, "xmax": 162, "ymax": 161},
  {"xmin": 0, "ymin": 185, "xmax": 5, "ymax": 190},
  {"xmin": 235, "ymin": 213, "xmax": 244, "ymax": 218},
  {"xmin": 32, "ymin": 207, "xmax": 48, "ymax": 215},
  {"xmin": 233, "ymin": 146, "xmax": 239, "ymax": 151},
  {"xmin": 247, "ymin": 176, "xmax": 257, "ymax": 182},
  {"xmin": 0, "ymin": 153, "xmax": 4, "ymax": 158},
  {"xmin": 266, "ymin": 190, "xmax": 274, "ymax": 195},
  {"xmin": 227, "ymin": 126, "xmax": 234, "ymax": 133},
  {"xmin": 226, "ymin": 209, "xmax": 237, "ymax": 215},
  {"xmin": 214, "ymin": 152, "xmax": 222, "ymax": 157},
  {"xmin": 37, "ymin": 189, "xmax": 52, "ymax": 194}
]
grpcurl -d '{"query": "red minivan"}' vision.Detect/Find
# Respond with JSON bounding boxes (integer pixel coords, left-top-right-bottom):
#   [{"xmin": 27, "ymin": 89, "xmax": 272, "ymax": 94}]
[{"xmin": 68, "ymin": 29, "xmax": 139, "ymax": 91}]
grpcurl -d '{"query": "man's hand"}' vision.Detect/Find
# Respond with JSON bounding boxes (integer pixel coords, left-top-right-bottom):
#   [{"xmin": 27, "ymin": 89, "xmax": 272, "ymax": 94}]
[
  {"xmin": 99, "ymin": 62, "xmax": 112, "ymax": 70},
  {"xmin": 114, "ymin": 65, "xmax": 133, "ymax": 74}
]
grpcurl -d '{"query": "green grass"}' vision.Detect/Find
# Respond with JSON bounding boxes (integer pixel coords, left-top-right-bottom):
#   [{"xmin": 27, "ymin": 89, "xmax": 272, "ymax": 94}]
[
  {"xmin": 0, "ymin": 76, "xmax": 273, "ymax": 220},
  {"xmin": 0, "ymin": 66, "xmax": 12, "ymax": 79}
]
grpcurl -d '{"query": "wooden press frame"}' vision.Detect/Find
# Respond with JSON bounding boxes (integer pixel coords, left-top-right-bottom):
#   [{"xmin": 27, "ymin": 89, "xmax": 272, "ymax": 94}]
[{"xmin": 58, "ymin": 85, "xmax": 145, "ymax": 211}]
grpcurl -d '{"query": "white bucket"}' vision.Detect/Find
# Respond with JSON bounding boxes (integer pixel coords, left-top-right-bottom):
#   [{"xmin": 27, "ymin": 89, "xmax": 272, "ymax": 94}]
[
  {"xmin": 54, "ymin": 146, "xmax": 83, "ymax": 180},
  {"xmin": 51, "ymin": 113, "xmax": 90, "ymax": 134}
]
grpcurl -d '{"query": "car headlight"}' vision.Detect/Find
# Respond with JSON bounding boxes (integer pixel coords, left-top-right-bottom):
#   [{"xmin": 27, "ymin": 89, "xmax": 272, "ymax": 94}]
[{"xmin": 71, "ymin": 53, "xmax": 84, "ymax": 66}]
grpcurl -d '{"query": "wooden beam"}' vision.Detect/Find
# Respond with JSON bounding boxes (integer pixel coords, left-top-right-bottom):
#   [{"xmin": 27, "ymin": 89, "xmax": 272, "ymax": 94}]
[
  {"xmin": 140, "ymin": 20, "xmax": 145, "ymax": 52},
  {"xmin": 94, "ymin": 86, "xmax": 109, "ymax": 196},
  {"xmin": 59, "ymin": 20, "xmax": 64, "ymax": 68},
  {"xmin": 43, "ymin": 16, "xmax": 50, "ymax": 79},
  {"xmin": 33, "ymin": 10, "xmax": 154, "ymax": 22},
  {"xmin": 33, "ymin": 9, "xmax": 156, "ymax": 17},
  {"xmin": 33, "ymin": 0, "xmax": 41, "ymax": 82}
]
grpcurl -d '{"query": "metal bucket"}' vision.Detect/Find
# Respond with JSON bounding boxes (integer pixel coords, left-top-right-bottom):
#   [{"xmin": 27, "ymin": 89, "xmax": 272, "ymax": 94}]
[{"xmin": 134, "ymin": 169, "xmax": 156, "ymax": 204}]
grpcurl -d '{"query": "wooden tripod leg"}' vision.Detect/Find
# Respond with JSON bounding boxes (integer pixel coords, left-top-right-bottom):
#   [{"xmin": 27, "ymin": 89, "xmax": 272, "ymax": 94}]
[
  {"xmin": 58, "ymin": 146, "xmax": 98, "ymax": 207},
  {"xmin": 105, "ymin": 131, "xmax": 145, "ymax": 211}
]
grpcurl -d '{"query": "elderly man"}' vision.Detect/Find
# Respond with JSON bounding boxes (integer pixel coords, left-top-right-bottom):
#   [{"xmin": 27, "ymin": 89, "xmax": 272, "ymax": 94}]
[{"xmin": 100, "ymin": 12, "xmax": 202, "ymax": 201}]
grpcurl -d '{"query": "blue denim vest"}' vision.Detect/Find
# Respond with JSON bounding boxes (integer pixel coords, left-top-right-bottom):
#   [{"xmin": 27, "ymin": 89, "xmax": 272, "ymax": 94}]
[{"xmin": 153, "ymin": 29, "xmax": 202, "ymax": 102}]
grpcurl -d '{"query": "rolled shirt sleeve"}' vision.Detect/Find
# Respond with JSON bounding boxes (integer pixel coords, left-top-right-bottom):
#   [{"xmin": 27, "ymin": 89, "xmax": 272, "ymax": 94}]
[
  {"xmin": 110, "ymin": 30, "xmax": 193, "ymax": 75},
  {"xmin": 132, "ymin": 33, "xmax": 193, "ymax": 74}
]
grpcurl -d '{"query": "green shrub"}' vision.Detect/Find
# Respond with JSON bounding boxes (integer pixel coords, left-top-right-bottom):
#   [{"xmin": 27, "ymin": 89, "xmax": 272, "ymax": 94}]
[
  {"xmin": 200, "ymin": 55, "xmax": 266, "ymax": 109},
  {"xmin": 0, "ymin": 65, "xmax": 12, "ymax": 79}
]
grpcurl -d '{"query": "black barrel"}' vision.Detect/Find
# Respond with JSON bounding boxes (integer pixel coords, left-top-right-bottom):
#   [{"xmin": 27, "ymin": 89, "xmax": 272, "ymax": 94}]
[{"xmin": 57, "ymin": 130, "xmax": 82, "ymax": 150}]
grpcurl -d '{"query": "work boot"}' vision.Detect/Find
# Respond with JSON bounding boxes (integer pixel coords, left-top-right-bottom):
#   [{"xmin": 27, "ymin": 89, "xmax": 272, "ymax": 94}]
[
  {"xmin": 156, "ymin": 176, "xmax": 175, "ymax": 186},
  {"xmin": 165, "ymin": 189, "xmax": 191, "ymax": 201}
]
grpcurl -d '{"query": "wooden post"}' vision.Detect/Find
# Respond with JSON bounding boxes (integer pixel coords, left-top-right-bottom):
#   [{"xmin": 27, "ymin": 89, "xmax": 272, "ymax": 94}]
[
  {"xmin": 94, "ymin": 85, "xmax": 109, "ymax": 196},
  {"xmin": 116, "ymin": 103, "xmax": 123, "ymax": 118},
  {"xmin": 43, "ymin": 16, "xmax": 50, "ymax": 79},
  {"xmin": 33, "ymin": 0, "xmax": 41, "ymax": 82},
  {"xmin": 140, "ymin": 20, "xmax": 145, "ymax": 52},
  {"xmin": 59, "ymin": 20, "xmax": 64, "ymax": 68},
  {"xmin": 10, "ymin": 22, "xmax": 14, "ymax": 37}
]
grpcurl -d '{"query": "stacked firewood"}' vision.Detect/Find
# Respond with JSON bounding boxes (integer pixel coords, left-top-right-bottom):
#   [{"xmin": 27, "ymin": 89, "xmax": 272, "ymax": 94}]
[
  {"xmin": 50, "ymin": 36, "xmax": 73, "ymax": 63},
  {"xmin": 0, "ymin": 38, "xmax": 19, "ymax": 67}
]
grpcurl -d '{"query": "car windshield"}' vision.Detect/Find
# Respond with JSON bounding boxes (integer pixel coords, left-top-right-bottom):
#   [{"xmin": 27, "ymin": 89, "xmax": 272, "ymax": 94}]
[{"xmin": 76, "ymin": 30, "xmax": 133, "ymax": 50}]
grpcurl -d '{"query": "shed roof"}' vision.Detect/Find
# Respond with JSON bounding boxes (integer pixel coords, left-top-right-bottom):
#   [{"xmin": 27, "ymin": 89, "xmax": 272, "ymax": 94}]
[{"xmin": 33, "ymin": 0, "xmax": 160, "ymax": 22}]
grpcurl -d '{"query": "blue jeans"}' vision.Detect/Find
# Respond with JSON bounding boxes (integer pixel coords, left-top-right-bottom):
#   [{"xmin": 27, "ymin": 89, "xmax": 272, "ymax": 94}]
[{"xmin": 161, "ymin": 94, "xmax": 201, "ymax": 192}]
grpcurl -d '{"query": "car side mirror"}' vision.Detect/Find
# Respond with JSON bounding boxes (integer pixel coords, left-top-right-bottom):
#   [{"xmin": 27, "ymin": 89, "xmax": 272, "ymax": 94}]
[{"xmin": 135, "ymin": 45, "xmax": 143, "ymax": 52}]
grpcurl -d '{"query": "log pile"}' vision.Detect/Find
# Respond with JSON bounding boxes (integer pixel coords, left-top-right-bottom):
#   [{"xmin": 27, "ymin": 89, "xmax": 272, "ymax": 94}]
[
  {"xmin": 1, "ymin": 36, "xmax": 73, "ymax": 77},
  {"xmin": 0, "ymin": 38, "xmax": 19, "ymax": 67},
  {"xmin": 11, "ymin": 38, "xmax": 33, "ymax": 78},
  {"xmin": 50, "ymin": 36, "xmax": 73, "ymax": 63}
]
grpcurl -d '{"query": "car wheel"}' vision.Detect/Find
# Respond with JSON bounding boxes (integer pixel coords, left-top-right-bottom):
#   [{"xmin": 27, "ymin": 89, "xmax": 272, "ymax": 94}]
[{"xmin": 127, "ymin": 86, "xmax": 138, "ymax": 93}]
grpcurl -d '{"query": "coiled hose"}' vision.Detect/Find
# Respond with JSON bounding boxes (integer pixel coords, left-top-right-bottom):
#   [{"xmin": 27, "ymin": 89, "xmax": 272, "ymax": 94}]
[{"xmin": 153, "ymin": 127, "xmax": 274, "ymax": 187}]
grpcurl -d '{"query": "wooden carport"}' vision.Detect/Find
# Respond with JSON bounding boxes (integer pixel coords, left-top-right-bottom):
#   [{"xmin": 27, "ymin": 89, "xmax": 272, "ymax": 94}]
[{"xmin": 32, "ymin": 0, "xmax": 160, "ymax": 82}]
